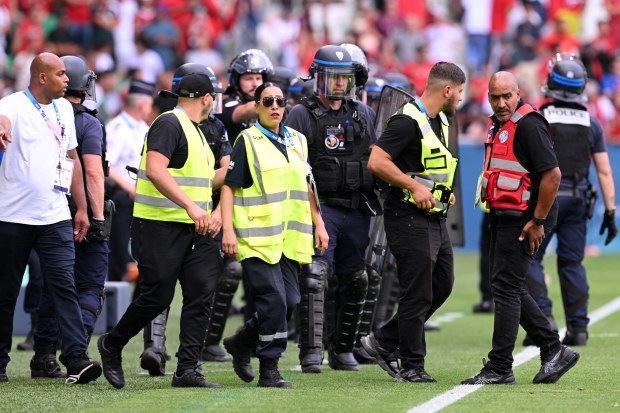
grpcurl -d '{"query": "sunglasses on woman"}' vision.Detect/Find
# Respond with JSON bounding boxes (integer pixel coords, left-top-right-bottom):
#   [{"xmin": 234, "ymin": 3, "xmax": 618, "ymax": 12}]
[{"xmin": 261, "ymin": 96, "xmax": 287, "ymax": 108}]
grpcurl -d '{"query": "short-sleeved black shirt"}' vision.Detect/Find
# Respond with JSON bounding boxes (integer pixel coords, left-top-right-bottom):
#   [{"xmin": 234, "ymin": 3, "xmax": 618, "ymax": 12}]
[
  {"xmin": 145, "ymin": 112, "xmax": 212, "ymax": 169},
  {"xmin": 375, "ymin": 102, "xmax": 445, "ymax": 217}
]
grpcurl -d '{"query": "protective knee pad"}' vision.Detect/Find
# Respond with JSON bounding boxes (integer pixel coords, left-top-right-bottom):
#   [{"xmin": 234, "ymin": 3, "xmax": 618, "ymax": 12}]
[
  {"xmin": 143, "ymin": 307, "xmax": 169, "ymax": 352},
  {"xmin": 298, "ymin": 257, "xmax": 329, "ymax": 352},
  {"xmin": 356, "ymin": 265, "xmax": 381, "ymax": 344},
  {"xmin": 78, "ymin": 287, "xmax": 105, "ymax": 339},
  {"xmin": 373, "ymin": 258, "xmax": 399, "ymax": 329},
  {"xmin": 333, "ymin": 268, "xmax": 368, "ymax": 353},
  {"xmin": 205, "ymin": 259, "xmax": 242, "ymax": 345}
]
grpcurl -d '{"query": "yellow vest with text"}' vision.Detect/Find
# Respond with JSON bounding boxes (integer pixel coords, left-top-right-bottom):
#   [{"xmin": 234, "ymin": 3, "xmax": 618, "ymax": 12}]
[
  {"xmin": 233, "ymin": 125, "xmax": 313, "ymax": 264},
  {"xmin": 395, "ymin": 102, "xmax": 458, "ymax": 215},
  {"xmin": 134, "ymin": 108, "xmax": 215, "ymax": 223}
]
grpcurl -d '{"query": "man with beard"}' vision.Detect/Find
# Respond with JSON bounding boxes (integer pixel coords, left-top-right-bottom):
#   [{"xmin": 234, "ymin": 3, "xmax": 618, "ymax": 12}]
[{"xmin": 363, "ymin": 62, "xmax": 464, "ymax": 383}]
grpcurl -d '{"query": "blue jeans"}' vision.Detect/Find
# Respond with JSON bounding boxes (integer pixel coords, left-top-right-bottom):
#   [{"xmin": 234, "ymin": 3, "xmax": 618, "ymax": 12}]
[
  {"xmin": 34, "ymin": 240, "xmax": 109, "ymax": 349},
  {"xmin": 0, "ymin": 220, "xmax": 88, "ymax": 367}
]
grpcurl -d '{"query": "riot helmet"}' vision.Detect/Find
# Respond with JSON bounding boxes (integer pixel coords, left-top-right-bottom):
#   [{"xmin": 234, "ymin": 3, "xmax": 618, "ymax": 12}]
[
  {"xmin": 288, "ymin": 77, "xmax": 314, "ymax": 104},
  {"xmin": 340, "ymin": 43, "xmax": 369, "ymax": 89},
  {"xmin": 383, "ymin": 72, "xmax": 414, "ymax": 95},
  {"xmin": 307, "ymin": 45, "xmax": 355, "ymax": 100},
  {"xmin": 364, "ymin": 77, "xmax": 386, "ymax": 112},
  {"xmin": 61, "ymin": 55, "xmax": 97, "ymax": 101},
  {"xmin": 166, "ymin": 62, "xmax": 223, "ymax": 113},
  {"xmin": 542, "ymin": 53, "xmax": 587, "ymax": 103},
  {"xmin": 268, "ymin": 66, "xmax": 296, "ymax": 96},
  {"xmin": 226, "ymin": 49, "xmax": 274, "ymax": 100}
]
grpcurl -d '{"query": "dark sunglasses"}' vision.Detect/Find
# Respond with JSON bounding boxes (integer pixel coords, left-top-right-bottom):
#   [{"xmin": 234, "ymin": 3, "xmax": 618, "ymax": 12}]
[
  {"xmin": 261, "ymin": 96, "xmax": 287, "ymax": 108},
  {"xmin": 209, "ymin": 93, "xmax": 216, "ymax": 100}
]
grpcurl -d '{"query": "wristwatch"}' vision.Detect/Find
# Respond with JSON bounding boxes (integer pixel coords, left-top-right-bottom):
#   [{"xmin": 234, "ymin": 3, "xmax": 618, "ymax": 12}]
[{"xmin": 532, "ymin": 217, "xmax": 546, "ymax": 226}]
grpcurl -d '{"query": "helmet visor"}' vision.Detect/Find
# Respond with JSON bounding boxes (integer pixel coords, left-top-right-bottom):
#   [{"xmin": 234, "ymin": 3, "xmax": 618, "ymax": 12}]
[
  {"xmin": 84, "ymin": 70, "xmax": 97, "ymax": 101},
  {"xmin": 314, "ymin": 67, "xmax": 355, "ymax": 100}
]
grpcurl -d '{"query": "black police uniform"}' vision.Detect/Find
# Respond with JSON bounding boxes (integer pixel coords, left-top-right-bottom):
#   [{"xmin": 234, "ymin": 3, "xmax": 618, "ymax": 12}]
[
  {"xmin": 526, "ymin": 101, "xmax": 608, "ymax": 336},
  {"xmin": 285, "ymin": 95, "xmax": 379, "ymax": 371}
]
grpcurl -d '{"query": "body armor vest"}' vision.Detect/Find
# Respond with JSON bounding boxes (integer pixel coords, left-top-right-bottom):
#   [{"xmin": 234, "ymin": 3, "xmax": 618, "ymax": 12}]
[
  {"xmin": 540, "ymin": 101, "xmax": 591, "ymax": 182},
  {"xmin": 200, "ymin": 115, "xmax": 227, "ymax": 166},
  {"xmin": 300, "ymin": 96, "xmax": 374, "ymax": 206}
]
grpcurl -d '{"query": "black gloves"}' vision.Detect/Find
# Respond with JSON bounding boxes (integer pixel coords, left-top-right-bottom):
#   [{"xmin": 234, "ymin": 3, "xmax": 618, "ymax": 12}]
[
  {"xmin": 600, "ymin": 209, "xmax": 618, "ymax": 246},
  {"xmin": 85, "ymin": 219, "xmax": 107, "ymax": 243}
]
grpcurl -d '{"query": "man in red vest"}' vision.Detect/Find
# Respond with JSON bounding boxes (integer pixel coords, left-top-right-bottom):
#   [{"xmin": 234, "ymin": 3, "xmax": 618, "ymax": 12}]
[{"xmin": 463, "ymin": 71, "xmax": 579, "ymax": 385}]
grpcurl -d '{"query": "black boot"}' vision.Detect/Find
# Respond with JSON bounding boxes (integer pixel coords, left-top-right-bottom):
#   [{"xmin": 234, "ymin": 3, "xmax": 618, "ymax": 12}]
[
  {"xmin": 17, "ymin": 313, "xmax": 38, "ymax": 351},
  {"xmin": 30, "ymin": 352, "xmax": 67, "ymax": 379},
  {"xmin": 257, "ymin": 359, "xmax": 292, "ymax": 388},
  {"xmin": 223, "ymin": 329, "xmax": 255, "ymax": 382}
]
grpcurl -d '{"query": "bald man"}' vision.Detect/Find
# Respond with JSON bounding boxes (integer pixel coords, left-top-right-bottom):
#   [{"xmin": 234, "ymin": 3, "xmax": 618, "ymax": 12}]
[
  {"xmin": 0, "ymin": 52, "xmax": 102, "ymax": 384},
  {"xmin": 463, "ymin": 71, "xmax": 579, "ymax": 385}
]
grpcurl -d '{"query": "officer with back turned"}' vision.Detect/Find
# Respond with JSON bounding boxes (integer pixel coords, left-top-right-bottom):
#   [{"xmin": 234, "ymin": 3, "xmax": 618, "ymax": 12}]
[
  {"xmin": 285, "ymin": 44, "xmax": 379, "ymax": 373},
  {"xmin": 524, "ymin": 55, "xmax": 617, "ymax": 347}
]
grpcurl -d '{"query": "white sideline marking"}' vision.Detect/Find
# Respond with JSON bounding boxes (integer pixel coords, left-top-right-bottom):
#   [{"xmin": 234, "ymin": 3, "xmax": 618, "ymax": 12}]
[{"xmin": 406, "ymin": 296, "xmax": 620, "ymax": 413}]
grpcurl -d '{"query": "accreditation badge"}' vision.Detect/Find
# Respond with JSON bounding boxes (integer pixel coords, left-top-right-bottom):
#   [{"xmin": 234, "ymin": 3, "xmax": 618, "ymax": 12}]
[{"xmin": 53, "ymin": 157, "xmax": 75, "ymax": 195}]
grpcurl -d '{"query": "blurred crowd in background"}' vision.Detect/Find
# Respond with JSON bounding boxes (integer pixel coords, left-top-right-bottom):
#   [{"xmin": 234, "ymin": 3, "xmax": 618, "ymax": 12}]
[{"xmin": 0, "ymin": 0, "xmax": 619, "ymax": 143}]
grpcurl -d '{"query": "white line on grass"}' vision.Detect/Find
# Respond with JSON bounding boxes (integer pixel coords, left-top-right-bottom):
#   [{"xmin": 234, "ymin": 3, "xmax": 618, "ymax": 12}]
[{"xmin": 406, "ymin": 296, "xmax": 620, "ymax": 413}]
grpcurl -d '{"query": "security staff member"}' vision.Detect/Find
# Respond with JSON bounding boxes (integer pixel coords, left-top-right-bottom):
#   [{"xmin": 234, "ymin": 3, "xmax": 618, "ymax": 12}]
[
  {"xmin": 30, "ymin": 55, "xmax": 109, "ymax": 379},
  {"xmin": 97, "ymin": 72, "xmax": 226, "ymax": 389},
  {"xmin": 462, "ymin": 71, "xmax": 579, "ymax": 385},
  {"xmin": 525, "ymin": 56, "xmax": 617, "ymax": 346},
  {"xmin": 285, "ymin": 44, "xmax": 379, "ymax": 373},
  {"xmin": 363, "ymin": 62, "xmax": 463, "ymax": 383},
  {"xmin": 138, "ymin": 63, "xmax": 235, "ymax": 377},
  {"xmin": 218, "ymin": 49, "xmax": 274, "ymax": 144},
  {"xmin": 221, "ymin": 82, "xmax": 328, "ymax": 388}
]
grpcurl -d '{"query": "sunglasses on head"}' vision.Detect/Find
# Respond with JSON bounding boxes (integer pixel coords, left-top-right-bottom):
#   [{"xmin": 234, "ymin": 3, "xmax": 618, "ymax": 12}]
[{"xmin": 261, "ymin": 96, "xmax": 287, "ymax": 108}]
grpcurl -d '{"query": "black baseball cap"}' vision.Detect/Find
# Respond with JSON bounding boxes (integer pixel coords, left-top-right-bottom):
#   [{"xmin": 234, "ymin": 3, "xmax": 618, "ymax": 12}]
[{"xmin": 176, "ymin": 73, "xmax": 224, "ymax": 98}]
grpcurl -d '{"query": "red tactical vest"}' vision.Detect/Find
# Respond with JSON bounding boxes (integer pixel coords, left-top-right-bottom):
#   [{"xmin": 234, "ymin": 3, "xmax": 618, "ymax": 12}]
[{"xmin": 480, "ymin": 104, "xmax": 548, "ymax": 213}]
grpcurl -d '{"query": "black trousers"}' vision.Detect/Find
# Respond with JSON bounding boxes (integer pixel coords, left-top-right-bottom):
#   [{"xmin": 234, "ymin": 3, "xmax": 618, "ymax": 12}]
[
  {"xmin": 107, "ymin": 188, "xmax": 133, "ymax": 281},
  {"xmin": 106, "ymin": 218, "xmax": 222, "ymax": 371},
  {"xmin": 241, "ymin": 256, "xmax": 300, "ymax": 360},
  {"xmin": 479, "ymin": 212, "xmax": 492, "ymax": 302},
  {"xmin": 487, "ymin": 212, "xmax": 560, "ymax": 373},
  {"xmin": 374, "ymin": 212, "xmax": 454, "ymax": 369}
]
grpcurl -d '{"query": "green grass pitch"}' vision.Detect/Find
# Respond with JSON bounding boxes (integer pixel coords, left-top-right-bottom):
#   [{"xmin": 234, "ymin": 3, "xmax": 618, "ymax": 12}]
[{"xmin": 2, "ymin": 253, "xmax": 619, "ymax": 412}]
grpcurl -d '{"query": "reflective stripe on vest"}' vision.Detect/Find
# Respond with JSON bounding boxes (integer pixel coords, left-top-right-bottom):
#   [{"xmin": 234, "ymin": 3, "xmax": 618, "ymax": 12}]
[
  {"xmin": 133, "ymin": 108, "xmax": 215, "ymax": 223},
  {"xmin": 395, "ymin": 102, "xmax": 458, "ymax": 215},
  {"xmin": 232, "ymin": 125, "xmax": 314, "ymax": 265}
]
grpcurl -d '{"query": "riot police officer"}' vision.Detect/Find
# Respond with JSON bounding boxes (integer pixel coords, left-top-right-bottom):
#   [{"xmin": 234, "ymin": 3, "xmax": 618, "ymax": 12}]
[
  {"xmin": 218, "ymin": 49, "xmax": 274, "ymax": 144},
  {"xmin": 31, "ymin": 55, "xmax": 109, "ymax": 379},
  {"xmin": 138, "ymin": 63, "xmax": 237, "ymax": 377},
  {"xmin": 525, "ymin": 55, "xmax": 617, "ymax": 346},
  {"xmin": 285, "ymin": 44, "xmax": 379, "ymax": 373}
]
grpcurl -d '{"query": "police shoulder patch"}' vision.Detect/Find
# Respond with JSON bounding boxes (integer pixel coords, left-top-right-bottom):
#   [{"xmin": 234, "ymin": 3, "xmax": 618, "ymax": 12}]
[{"xmin": 225, "ymin": 100, "xmax": 239, "ymax": 108}]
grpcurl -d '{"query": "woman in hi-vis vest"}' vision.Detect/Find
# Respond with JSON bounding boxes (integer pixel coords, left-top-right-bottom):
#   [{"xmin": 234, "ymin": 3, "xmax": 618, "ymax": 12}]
[{"xmin": 220, "ymin": 82, "xmax": 328, "ymax": 388}]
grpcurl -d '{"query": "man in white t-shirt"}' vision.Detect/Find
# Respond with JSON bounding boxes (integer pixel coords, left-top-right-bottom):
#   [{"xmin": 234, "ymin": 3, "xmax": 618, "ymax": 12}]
[{"xmin": 0, "ymin": 52, "xmax": 102, "ymax": 385}]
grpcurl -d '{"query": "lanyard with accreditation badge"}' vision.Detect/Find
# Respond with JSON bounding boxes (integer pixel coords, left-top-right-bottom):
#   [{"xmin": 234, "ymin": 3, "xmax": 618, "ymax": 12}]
[
  {"xmin": 255, "ymin": 122, "xmax": 322, "ymax": 214},
  {"xmin": 25, "ymin": 88, "xmax": 75, "ymax": 194}
]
